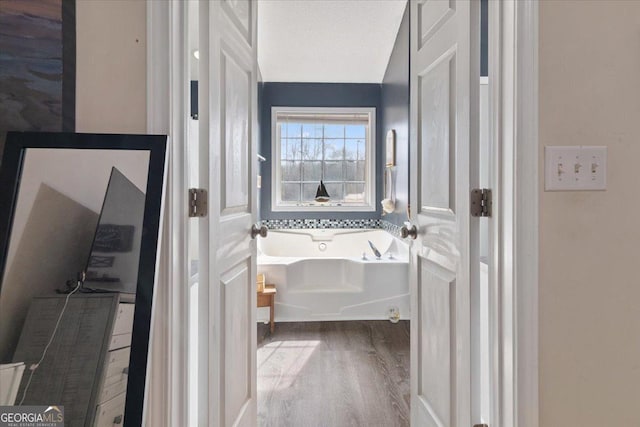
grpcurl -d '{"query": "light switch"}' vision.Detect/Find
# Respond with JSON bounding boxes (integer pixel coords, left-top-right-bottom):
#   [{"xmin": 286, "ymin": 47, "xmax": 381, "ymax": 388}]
[
  {"xmin": 580, "ymin": 146, "xmax": 607, "ymax": 190},
  {"xmin": 545, "ymin": 146, "xmax": 607, "ymax": 191}
]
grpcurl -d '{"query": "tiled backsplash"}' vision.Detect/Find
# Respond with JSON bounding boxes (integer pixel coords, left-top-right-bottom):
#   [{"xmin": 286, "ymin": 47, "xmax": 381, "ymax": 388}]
[
  {"xmin": 381, "ymin": 220, "xmax": 403, "ymax": 238},
  {"xmin": 261, "ymin": 218, "xmax": 382, "ymax": 229},
  {"xmin": 261, "ymin": 218, "xmax": 404, "ymax": 238}
]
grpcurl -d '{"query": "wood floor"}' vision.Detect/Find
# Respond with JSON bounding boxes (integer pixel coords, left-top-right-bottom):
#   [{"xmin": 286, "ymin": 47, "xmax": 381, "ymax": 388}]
[{"xmin": 257, "ymin": 320, "xmax": 410, "ymax": 427}]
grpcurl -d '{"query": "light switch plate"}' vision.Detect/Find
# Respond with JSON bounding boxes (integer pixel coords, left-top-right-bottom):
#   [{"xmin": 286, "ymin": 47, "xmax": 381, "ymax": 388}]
[{"xmin": 545, "ymin": 146, "xmax": 607, "ymax": 191}]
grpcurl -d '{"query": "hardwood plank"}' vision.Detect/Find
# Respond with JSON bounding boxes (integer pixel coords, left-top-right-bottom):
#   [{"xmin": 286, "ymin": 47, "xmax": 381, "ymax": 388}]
[{"xmin": 257, "ymin": 321, "xmax": 410, "ymax": 427}]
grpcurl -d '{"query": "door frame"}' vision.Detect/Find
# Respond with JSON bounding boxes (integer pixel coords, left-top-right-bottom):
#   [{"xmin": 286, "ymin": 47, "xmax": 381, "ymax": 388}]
[
  {"xmin": 144, "ymin": 1, "xmax": 539, "ymax": 426},
  {"xmin": 144, "ymin": 1, "xmax": 190, "ymax": 426},
  {"xmin": 488, "ymin": 1, "xmax": 539, "ymax": 426}
]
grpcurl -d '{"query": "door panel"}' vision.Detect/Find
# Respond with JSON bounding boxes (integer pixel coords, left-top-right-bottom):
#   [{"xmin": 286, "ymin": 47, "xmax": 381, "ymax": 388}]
[
  {"xmin": 222, "ymin": 0, "xmax": 252, "ymax": 44},
  {"xmin": 222, "ymin": 259, "xmax": 252, "ymax": 426},
  {"xmin": 221, "ymin": 48, "xmax": 251, "ymax": 213},
  {"xmin": 419, "ymin": 52, "xmax": 455, "ymax": 211},
  {"xmin": 410, "ymin": 0, "xmax": 478, "ymax": 426},
  {"xmin": 418, "ymin": 0, "xmax": 455, "ymax": 47},
  {"xmin": 199, "ymin": 0, "xmax": 258, "ymax": 426},
  {"xmin": 417, "ymin": 260, "xmax": 455, "ymax": 425}
]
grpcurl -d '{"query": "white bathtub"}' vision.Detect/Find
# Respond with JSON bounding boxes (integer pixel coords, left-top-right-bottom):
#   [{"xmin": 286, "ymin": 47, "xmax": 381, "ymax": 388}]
[{"xmin": 257, "ymin": 228, "xmax": 409, "ymax": 322}]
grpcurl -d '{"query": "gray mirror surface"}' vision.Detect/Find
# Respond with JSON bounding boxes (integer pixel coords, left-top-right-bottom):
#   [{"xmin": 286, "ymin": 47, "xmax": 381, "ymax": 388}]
[{"xmin": 0, "ymin": 147, "xmax": 151, "ymax": 426}]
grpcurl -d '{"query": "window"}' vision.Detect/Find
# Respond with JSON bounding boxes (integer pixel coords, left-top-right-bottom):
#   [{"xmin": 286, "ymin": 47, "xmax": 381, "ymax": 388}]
[{"xmin": 272, "ymin": 107, "xmax": 376, "ymax": 211}]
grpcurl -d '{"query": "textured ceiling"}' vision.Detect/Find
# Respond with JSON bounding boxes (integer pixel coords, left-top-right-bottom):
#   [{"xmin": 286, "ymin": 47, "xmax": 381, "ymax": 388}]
[{"xmin": 257, "ymin": 0, "xmax": 407, "ymax": 83}]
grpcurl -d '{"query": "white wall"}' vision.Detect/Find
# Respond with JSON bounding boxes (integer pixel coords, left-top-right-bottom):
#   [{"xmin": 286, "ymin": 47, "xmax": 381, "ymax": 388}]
[
  {"xmin": 539, "ymin": 1, "xmax": 640, "ymax": 425},
  {"xmin": 75, "ymin": 0, "xmax": 147, "ymax": 134}
]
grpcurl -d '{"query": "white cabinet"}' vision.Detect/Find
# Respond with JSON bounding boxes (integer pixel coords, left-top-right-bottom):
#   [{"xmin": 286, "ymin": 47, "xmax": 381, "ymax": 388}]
[
  {"xmin": 13, "ymin": 294, "xmax": 134, "ymax": 426},
  {"xmin": 0, "ymin": 362, "xmax": 25, "ymax": 405}
]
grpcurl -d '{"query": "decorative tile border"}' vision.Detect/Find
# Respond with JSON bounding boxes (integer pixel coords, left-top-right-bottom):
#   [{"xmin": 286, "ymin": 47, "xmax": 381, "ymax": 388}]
[
  {"xmin": 260, "ymin": 218, "xmax": 407, "ymax": 239},
  {"xmin": 261, "ymin": 218, "xmax": 382, "ymax": 230},
  {"xmin": 381, "ymin": 220, "xmax": 403, "ymax": 238}
]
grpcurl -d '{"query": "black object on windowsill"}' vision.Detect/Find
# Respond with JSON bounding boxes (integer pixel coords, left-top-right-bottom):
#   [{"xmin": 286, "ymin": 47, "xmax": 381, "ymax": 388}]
[{"xmin": 314, "ymin": 180, "xmax": 330, "ymax": 202}]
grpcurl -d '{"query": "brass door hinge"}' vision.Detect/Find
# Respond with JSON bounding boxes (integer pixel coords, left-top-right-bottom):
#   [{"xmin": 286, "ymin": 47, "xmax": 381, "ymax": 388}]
[
  {"xmin": 470, "ymin": 188, "xmax": 492, "ymax": 217},
  {"xmin": 188, "ymin": 188, "xmax": 207, "ymax": 217}
]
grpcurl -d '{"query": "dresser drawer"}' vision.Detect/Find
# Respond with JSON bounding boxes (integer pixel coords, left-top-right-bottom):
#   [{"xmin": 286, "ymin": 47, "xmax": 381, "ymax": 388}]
[
  {"xmin": 112, "ymin": 304, "xmax": 134, "ymax": 336},
  {"xmin": 93, "ymin": 392, "xmax": 126, "ymax": 427},
  {"xmin": 99, "ymin": 377, "xmax": 128, "ymax": 405},
  {"xmin": 108, "ymin": 333, "xmax": 132, "ymax": 351},
  {"xmin": 103, "ymin": 347, "xmax": 130, "ymax": 387}
]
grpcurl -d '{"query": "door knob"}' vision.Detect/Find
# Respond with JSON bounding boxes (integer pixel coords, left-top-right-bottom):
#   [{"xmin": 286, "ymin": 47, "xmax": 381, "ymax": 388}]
[
  {"xmin": 251, "ymin": 224, "xmax": 268, "ymax": 239},
  {"xmin": 400, "ymin": 224, "xmax": 418, "ymax": 239}
]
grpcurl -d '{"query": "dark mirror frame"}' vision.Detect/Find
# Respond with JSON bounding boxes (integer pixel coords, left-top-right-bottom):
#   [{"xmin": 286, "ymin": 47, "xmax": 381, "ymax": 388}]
[{"xmin": 0, "ymin": 132, "xmax": 167, "ymax": 427}]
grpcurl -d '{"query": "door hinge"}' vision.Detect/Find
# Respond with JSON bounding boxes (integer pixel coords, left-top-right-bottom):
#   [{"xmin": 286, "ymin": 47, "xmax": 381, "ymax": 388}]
[
  {"xmin": 188, "ymin": 188, "xmax": 208, "ymax": 217},
  {"xmin": 470, "ymin": 188, "xmax": 492, "ymax": 217}
]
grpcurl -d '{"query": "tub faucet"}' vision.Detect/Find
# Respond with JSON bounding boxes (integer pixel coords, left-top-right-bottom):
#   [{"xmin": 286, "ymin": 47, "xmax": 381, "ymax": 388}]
[{"xmin": 368, "ymin": 240, "xmax": 382, "ymax": 259}]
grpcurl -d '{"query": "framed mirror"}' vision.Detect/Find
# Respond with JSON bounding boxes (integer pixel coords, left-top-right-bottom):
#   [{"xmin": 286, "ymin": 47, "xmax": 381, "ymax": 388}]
[{"xmin": 0, "ymin": 132, "xmax": 167, "ymax": 426}]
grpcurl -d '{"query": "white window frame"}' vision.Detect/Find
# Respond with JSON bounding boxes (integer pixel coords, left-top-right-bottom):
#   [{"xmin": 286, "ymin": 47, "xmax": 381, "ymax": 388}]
[{"xmin": 271, "ymin": 106, "xmax": 376, "ymax": 212}]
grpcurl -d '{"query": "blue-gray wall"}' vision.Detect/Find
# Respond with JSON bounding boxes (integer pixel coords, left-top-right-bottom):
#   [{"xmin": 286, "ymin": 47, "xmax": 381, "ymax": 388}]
[
  {"xmin": 380, "ymin": 3, "xmax": 409, "ymax": 227},
  {"xmin": 259, "ymin": 82, "xmax": 382, "ymax": 220}
]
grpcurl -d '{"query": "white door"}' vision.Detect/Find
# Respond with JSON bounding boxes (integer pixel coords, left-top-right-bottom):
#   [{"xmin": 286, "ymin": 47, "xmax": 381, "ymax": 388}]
[
  {"xmin": 198, "ymin": 0, "xmax": 258, "ymax": 426},
  {"xmin": 409, "ymin": 1, "xmax": 479, "ymax": 426}
]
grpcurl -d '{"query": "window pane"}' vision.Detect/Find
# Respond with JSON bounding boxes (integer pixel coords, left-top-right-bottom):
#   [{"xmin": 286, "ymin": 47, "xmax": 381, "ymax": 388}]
[
  {"xmin": 345, "ymin": 124, "xmax": 366, "ymax": 139},
  {"xmin": 345, "ymin": 161, "xmax": 358, "ymax": 181},
  {"xmin": 282, "ymin": 138, "xmax": 301, "ymax": 160},
  {"xmin": 325, "ymin": 183, "xmax": 343, "ymax": 200},
  {"xmin": 284, "ymin": 122, "xmax": 302, "ymax": 138},
  {"xmin": 302, "ymin": 161, "xmax": 322, "ymax": 181},
  {"xmin": 357, "ymin": 160, "xmax": 366, "ymax": 181},
  {"xmin": 282, "ymin": 160, "xmax": 301, "ymax": 181},
  {"xmin": 302, "ymin": 183, "xmax": 318, "ymax": 201},
  {"xmin": 323, "ymin": 161, "xmax": 343, "ymax": 181},
  {"xmin": 324, "ymin": 140, "xmax": 344, "ymax": 160},
  {"xmin": 324, "ymin": 124, "xmax": 344, "ymax": 138},
  {"xmin": 302, "ymin": 139, "xmax": 323, "ymax": 160},
  {"xmin": 281, "ymin": 183, "xmax": 300, "ymax": 202},
  {"xmin": 302, "ymin": 123, "xmax": 323, "ymax": 138},
  {"xmin": 344, "ymin": 183, "xmax": 365, "ymax": 202},
  {"xmin": 356, "ymin": 139, "xmax": 366, "ymax": 160},
  {"xmin": 345, "ymin": 140, "xmax": 359, "ymax": 161}
]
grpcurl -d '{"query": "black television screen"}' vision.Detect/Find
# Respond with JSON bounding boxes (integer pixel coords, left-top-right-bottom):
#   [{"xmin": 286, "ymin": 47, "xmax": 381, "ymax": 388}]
[{"xmin": 83, "ymin": 167, "xmax": 146, "ymax": 293}]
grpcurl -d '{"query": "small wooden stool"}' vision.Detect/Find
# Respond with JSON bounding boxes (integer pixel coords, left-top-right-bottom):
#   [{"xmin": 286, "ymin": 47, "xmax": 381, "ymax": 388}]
[{"xmin": 257, "ymin": 284, "xmax": 276, "ymax": 334}]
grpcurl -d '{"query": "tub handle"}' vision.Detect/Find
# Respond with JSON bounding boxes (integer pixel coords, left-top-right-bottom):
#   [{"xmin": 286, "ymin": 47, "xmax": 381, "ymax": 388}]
[
  {"xmin": 251, "ymin": 224, "xmax": 268, "ymax": 239},
  {"xmin": 400, "ymin": 224, "xmax": 418, "ymax": 240}
]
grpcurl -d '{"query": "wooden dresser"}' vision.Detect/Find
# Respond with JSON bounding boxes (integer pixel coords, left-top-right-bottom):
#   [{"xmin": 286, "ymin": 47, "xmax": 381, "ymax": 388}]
[{"xmin": 12, "ymin": 293, "xmax": 134, "ymax": 427}]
